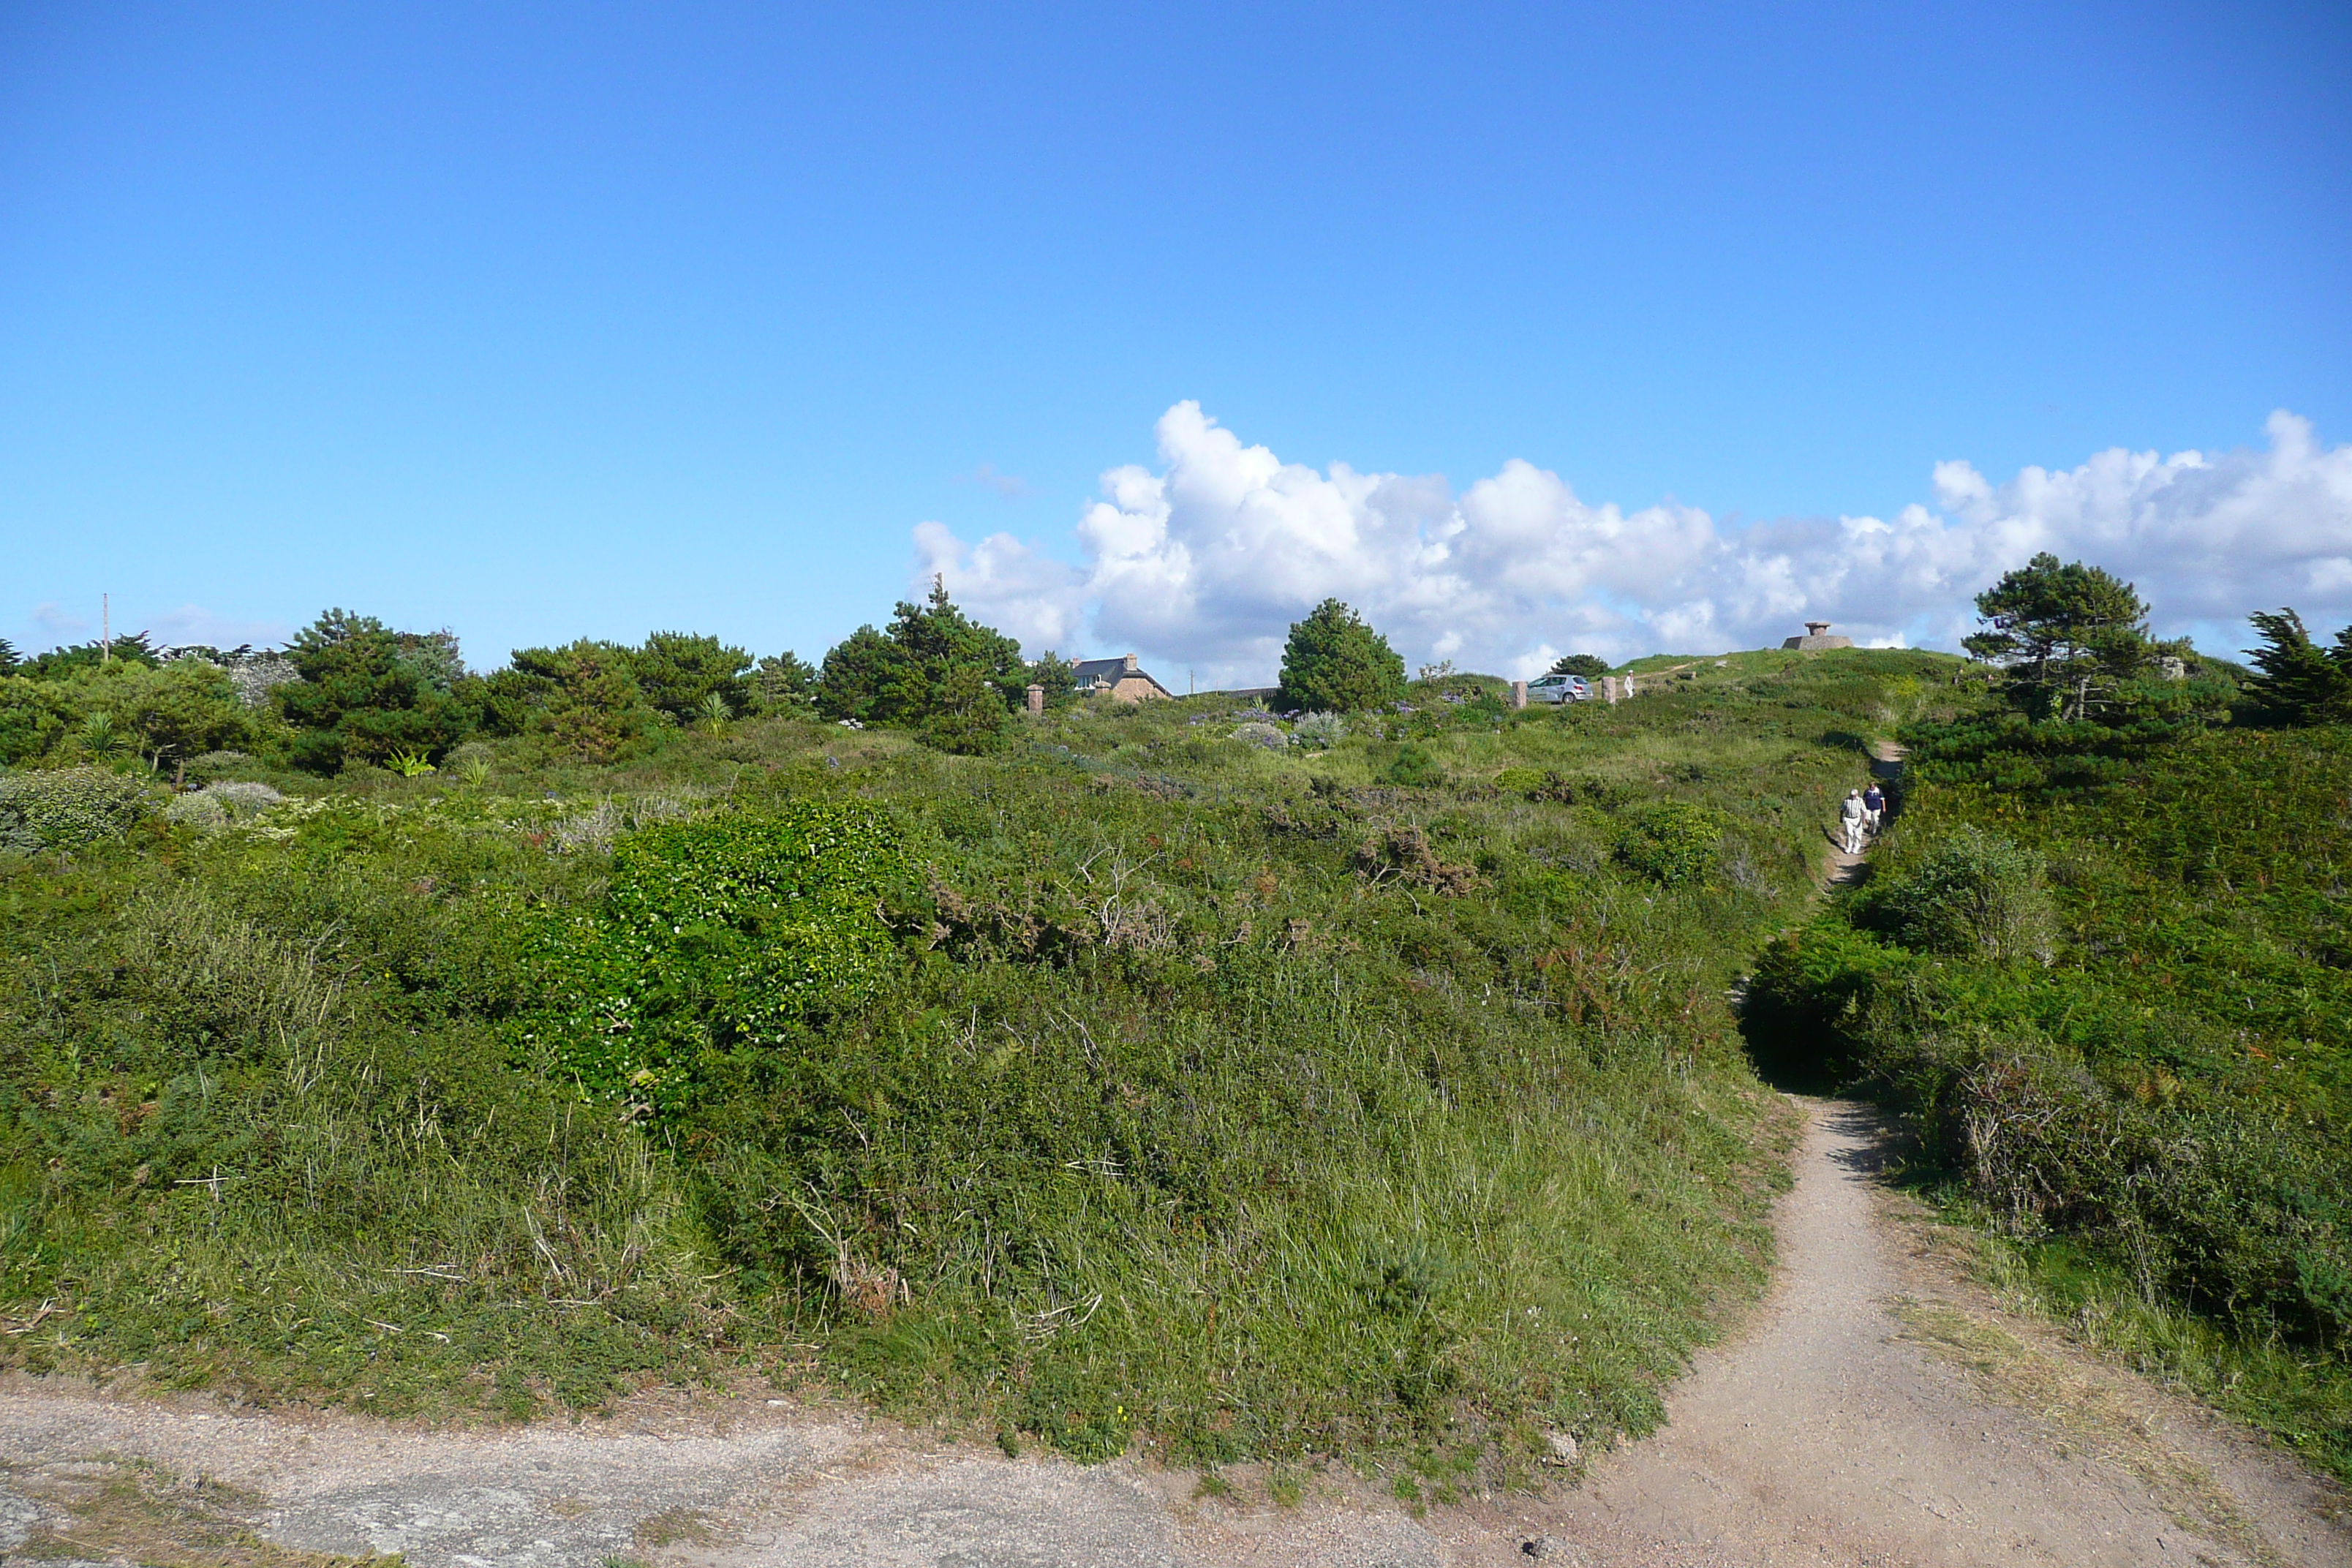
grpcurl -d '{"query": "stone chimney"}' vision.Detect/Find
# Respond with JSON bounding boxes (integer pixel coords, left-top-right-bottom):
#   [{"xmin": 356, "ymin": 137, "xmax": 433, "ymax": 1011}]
[{"xmin": 1123, "ymin": 653, "xmax": 1138, "ymax": 674}]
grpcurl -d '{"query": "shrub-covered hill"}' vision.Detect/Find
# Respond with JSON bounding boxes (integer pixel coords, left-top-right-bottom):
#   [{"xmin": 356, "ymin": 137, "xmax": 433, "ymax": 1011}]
[
  {"xmin": 0, "ymin": 649, "xmax": 1955, "ymax": 1486},
  {"xmin": 1746, "ymin": 708, "xmax": 2352, "ymax": 1479}
]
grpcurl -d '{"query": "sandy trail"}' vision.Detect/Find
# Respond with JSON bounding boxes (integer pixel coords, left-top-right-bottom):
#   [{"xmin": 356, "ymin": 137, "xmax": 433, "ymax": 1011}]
[
  {"xmin": 1468, "ymin": 1101, "xmax": 2351, "ymax": 1567},
  {"xmin": 4, "ymin": 1116, "xmax": 2345, "ymax": 1565}
]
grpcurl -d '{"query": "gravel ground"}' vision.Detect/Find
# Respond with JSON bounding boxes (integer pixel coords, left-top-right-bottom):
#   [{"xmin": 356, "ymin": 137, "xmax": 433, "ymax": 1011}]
[{"xmin": 4, "ymin": 1098, "xmax": 2346, "ymax": 1567}]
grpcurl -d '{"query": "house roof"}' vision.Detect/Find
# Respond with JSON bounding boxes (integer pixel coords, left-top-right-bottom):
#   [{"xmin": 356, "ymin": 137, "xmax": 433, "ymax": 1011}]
[{"xmin": 1068, "ymin": 655, "xmax": 1173, "ymax": 695}]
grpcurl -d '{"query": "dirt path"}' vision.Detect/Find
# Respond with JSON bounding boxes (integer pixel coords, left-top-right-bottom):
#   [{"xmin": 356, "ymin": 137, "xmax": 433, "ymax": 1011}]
[
  {"xmin": 1452, "ymin": 1100, "xmax": 2351, "ymax": 1567},
  {"xmin": 6, "ymin": 1104, "xmax": 2344, "ymax": 1567}
]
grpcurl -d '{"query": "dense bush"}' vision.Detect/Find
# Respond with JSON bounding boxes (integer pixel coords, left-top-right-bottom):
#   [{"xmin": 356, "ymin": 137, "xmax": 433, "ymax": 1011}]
[
  {"xmin": 276, "ymin": 610, "xmax": 480, "ymax": 772},
  {"xmin": 521, "ymin": 806, "xmax": 906, "ymax": 1109},
  {"xmin": 1852, "ymin": 825, "xmax": 2052, "ymax": 961},
  {"xmin": 0, "ymin": 658, "xmax": 256, "ymax": 769},
  {"xmin": 1278, "ymin": 599, "xmax": 1406, "ymax": 712},
  {"xmin": 1616, "ymin": 802, "xmax": 1724, "ymax": 886},
  {"xmin": 0, "ymin": 766, "xmax": 157, "ymax": 851}
]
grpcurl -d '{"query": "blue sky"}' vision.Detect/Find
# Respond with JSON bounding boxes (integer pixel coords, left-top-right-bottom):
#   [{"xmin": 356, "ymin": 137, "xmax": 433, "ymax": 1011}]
[{"xmin": 4, "ymin": 1, "xmax": 2348, "ymax": 678}]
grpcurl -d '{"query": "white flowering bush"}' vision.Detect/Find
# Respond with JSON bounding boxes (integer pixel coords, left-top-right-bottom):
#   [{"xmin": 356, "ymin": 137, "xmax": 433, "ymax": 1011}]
[
  {"xmin": 1291, "ymin": 711, "xmax": 1346, "ymax": 750},
  {"xmin": 165, "ymin": 792, "xmax": 230, "ymax": 829},
  {"xmin": 551, "ymin": 791, "xmax": 708, "ymax": 854},
  {"xmin": 0, "ymin": 766, "xmax": 159, "ymax": 851},
  {"xmin": 1230, "ymin": 722, "xmax": 1289, "ymax": 752},
  {"xmin": 164, "ymin": 780, "xmax": 284, "ymax": 833}
]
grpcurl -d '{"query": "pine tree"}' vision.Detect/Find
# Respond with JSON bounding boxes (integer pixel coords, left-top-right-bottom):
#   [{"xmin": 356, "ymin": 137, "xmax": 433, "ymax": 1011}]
[
  {"xmin": 1961, "ymin": 554, "xmax": 2152, "ymax": 720},
  {"xmin": 2244, "ymin": 608, "xmax": 2352, "ymax": 725},
  {"xmin": 1277, "ymin": 600, "xmax": 1406, "ymax": 712}
]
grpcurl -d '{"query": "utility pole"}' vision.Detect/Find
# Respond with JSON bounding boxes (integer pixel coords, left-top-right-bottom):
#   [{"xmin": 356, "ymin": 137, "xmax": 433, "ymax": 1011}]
[{"xmin": 102, "ymin": 594, "xmax": 110, "ymax": 663}]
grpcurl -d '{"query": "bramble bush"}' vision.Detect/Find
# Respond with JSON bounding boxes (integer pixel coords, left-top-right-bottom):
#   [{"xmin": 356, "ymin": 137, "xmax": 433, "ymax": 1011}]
[
  {"xmin": 1850, "ymin": 824, "xmax": 2052, "ymax": 962},
  {"xmin": 518, "ymin": 807, "xmax": 906, "ymax": 1111},
  {"xmin": 0, "ymin": 766, "xmax": 158, "ymax": 852},
  {"xmin": 1616, "ymin": 802, "xmax": 1725, "ymax": 886}
]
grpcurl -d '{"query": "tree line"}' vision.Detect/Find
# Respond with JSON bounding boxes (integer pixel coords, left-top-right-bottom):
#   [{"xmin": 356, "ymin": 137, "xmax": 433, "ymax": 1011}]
[{"xmin": 1, "ymin": 555, "xmax": 2344, "ymax": 777}]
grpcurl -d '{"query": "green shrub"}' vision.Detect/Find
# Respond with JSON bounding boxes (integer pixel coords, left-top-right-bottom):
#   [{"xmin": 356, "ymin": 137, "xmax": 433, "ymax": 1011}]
[
  {"xmin": 1291, "ymin": 711, "xmax": 1346, "ymax": 750},
  {"xmin": 0, "ymin": 766, "xmax": 157, "ymax": 851},
  {"xmin": 0, "ymin": 675, "xmax": 74, "ymax": 764},
  {"xmin": 1384, "ymin": 742, "xmax": 1444, "ymax": 787},
  {"xmin": 276, "ymin": 609, "xmax": 480, "ymax": 772},
  {"xmin": 1857, "ymin": 825, "xmax": 2053, "ymax": 962},
  {"xmin": 1278, "ymin": 599, "xmax": 1406, "ymax": 712},
  {"xmin": 1616, "ymin": 802, "xmax": 1722, "ymax": 885},
  {"xmin": 521, "ymin": 806, "xmax": 905, "ymax": 1109}
]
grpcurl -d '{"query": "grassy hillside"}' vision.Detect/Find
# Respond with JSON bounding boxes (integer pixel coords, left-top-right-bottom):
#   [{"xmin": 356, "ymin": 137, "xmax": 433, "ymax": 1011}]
[
  {"xmin": 2, "ymin": 649, "xmax": 1949, "ymax": 1488},
  {"xmin": 1746, "ymin": 702, "xmax": 2352, "ymax": 1478}
]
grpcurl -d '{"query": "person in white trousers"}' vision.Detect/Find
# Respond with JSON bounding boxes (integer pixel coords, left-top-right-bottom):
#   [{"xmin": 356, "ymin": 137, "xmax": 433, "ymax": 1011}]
[{"xmin": 1839, "ymin": 789, "xmax": 1869, "ymax": 855}]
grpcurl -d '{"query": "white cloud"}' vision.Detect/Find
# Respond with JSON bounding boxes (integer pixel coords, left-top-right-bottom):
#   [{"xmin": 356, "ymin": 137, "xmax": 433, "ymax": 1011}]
[
  {"xmin": 954, "ymin": 462, "xmax": 1031, "ymax": 500},
  {"xmin": 145, "ymin": 604, "xmax": 294, "ymax": 651},
  {"xmin": 913, "ymin": 403, "xmax": 2352, "ymax": 686},
  {"xmin": 30, "ymin": 602, "xmax": 90, "ymax": 642}
]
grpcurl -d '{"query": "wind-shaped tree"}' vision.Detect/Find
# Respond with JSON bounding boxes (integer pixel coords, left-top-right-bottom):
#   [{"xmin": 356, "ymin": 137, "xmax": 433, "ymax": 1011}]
[
  {"xmin": 1961, "ymin": 554, "xmax": 2152, "ymax": 720},
  {"xmin": 2244, "ymin": 608, "xmax": 2352, "ymax": 726}
]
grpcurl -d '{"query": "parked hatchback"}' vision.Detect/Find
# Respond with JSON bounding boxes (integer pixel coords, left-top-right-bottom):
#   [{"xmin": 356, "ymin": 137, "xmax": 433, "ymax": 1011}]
[{"xmin": 1527, "ymin": 673, "xmax": 1593, "ymax": 704}]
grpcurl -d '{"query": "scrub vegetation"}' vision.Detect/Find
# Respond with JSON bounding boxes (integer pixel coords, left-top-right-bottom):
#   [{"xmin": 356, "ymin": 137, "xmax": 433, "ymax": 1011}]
[
  {"xmin": 0, "ymin": 595, "xmax": 1948, "ymax": 1488},
  {"xmin": 1746, "ymin": 561, "xmax": 2352, "ymax": 1481},
  {"xmin": 7, "ymin": 570, "xmax": 2342, "ymax": 1494}
]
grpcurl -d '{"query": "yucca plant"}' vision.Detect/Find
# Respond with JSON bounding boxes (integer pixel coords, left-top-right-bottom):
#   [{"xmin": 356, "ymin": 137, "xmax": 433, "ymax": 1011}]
[
  {"xmin": 76, "ymin": 710, "xmax": 129, "ymax": 759},
  {"xmin": 696, "ymin": 690, "xmax": 732, "ymax": 736}
]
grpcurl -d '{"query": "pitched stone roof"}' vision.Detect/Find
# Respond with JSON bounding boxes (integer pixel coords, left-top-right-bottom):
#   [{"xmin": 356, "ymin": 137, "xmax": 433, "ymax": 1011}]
[{"xmin": 1068, "ymin": 655, "xmax": 1173, "ymax": 696}]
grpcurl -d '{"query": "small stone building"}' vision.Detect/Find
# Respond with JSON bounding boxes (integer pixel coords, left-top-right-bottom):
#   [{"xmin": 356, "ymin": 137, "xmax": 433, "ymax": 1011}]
[
  {"xmin": 1781, "ymin": 621, "xmax": 1854, "ymax": 652},
  {"xmin": 1070, "ymin": 654, "xmax": 1174, "ymax": 702}
]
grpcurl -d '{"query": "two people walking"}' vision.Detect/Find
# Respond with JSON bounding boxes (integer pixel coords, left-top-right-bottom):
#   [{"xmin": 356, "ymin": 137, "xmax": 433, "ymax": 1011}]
[{"xmin": 1838, "ymin": 782, "xmax": 1887, "ymax": 856}]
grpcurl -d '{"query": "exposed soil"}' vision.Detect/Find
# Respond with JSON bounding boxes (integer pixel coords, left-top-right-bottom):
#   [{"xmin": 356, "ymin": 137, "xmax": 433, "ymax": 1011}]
[{"xmin": 7, "ymin": 1096, "xmax": 2345, "ymax": 1567}]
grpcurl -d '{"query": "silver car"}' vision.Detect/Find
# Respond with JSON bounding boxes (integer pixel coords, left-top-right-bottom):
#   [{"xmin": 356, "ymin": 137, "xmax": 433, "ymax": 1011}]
[{"xmin": 1526, "ymin": 673, "xmax": 1593, "ymax": 704}]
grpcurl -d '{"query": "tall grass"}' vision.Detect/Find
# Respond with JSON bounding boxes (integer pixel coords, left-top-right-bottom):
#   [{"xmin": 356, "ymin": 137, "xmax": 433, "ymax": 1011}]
[{"xmin": 2, "ymin": 649, "xmax": 1948, "ymax": 1477}]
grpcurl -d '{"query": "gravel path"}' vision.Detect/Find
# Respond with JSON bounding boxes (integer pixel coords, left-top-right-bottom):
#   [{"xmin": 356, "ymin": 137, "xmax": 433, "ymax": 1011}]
[{"xmin": 4, "ymin": 1101, "xmax": 2346, "ymax": 1567}]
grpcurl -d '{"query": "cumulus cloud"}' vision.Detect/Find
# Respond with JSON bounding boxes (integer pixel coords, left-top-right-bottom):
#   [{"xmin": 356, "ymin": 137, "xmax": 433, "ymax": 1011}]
[{"xmin": 913, "ymin": 403, "xmax": 2352, "ymax": 686}]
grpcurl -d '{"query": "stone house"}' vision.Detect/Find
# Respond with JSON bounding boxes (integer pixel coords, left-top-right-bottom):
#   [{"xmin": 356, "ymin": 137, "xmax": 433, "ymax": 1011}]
[{"xmin": 1069, "ymin": 655, "xmax": 1175, "ymax": 703}]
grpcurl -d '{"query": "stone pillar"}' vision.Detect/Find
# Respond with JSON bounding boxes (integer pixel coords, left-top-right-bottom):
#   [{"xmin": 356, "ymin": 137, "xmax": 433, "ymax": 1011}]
[
  {"xmin": 1602, "ymin": 676, "xmax": 1620, "ymax": 704},
  {"xmin": 1509, "ymin": 680, "xmax": 1528, "ymax": 710},
  {"xmin": 1025, "ymin": 684, "xmax": 1045, "ymax": 716}
]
